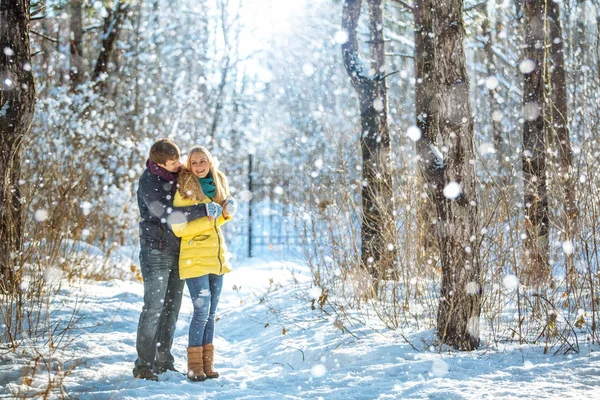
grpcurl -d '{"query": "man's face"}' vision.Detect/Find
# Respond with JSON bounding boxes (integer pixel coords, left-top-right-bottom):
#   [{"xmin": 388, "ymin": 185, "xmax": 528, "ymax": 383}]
[{"xmin": 158, "ymin": 158, "xmax": 182, "ymax": 173}]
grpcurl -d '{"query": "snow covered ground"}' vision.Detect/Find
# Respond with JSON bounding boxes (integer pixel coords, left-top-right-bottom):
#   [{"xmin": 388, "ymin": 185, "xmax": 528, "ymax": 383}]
[{"xmin": 3, "ymin": 254, "xmax": 600, "ymax": 399}]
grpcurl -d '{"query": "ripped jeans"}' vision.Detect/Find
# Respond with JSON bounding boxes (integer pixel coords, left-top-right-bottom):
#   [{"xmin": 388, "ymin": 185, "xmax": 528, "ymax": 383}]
[{"xmin": 186, "ymin": 274, "xmax": 223, "ymax": 347}]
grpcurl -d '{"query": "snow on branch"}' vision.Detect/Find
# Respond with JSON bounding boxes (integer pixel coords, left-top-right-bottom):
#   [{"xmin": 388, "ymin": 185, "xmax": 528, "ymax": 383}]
[{"xmin": 341, "ymin": 0, "xmax": 371, "ymax": 87}]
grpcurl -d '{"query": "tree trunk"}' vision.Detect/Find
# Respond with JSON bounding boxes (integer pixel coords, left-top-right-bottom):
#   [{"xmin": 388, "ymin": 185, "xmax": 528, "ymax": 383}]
[
  {"xmin": 92, "ymin": 1, "xmax": 129, "ymax": 92},
  {"xmin": 547, "ymin": 1, "xmax": 576, "ymax": 286},
  {"xmin": 412, "ymin": 0, "xmax": 438, "ymax": 270},
  {"xmin": 481, "ymin": 7, "xmax": 508, "ymax": 174},
  {"xmin": 521, "ymin": 0, "xmax": 550, "ymax": 284},
  {"xmin": 209, "ymin": 1, "xmax": 236, "ymax": 140},
  {"xmin": 342, "ymin": 0, "xmax": 398, "ymax": 284},
  {"xmin": 428, "ymin": 0, "xmax": 481, "ymax": 350},
  {"xmin": 209, "ymin": 55, "xmax": 230, "ymax": 139},
  {"xmin": 69, "ymin": 0, "xmax": 85, "ymax": 88},
  {"xmin": 572, "ymin": 0, "xmax": 586, "ymax": 134},
  {"xmin": 0, "ymin": 0, "xmax": 36, "ymax": 292}
]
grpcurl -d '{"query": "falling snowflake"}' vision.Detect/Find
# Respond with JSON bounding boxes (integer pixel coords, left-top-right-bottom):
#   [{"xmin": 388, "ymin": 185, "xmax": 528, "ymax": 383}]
[
  {"xmin": 485, "ymin": 76, "xmax": 499, "ymax": 90},
  {"xmin": 334, "ymin": 30, "xmax": 349, "ymax": 44},
  {"xmin": 443, "ymin": 181, "xmax": 462, "ymax": 200},
  {"xmin": 239, "ymin": 190, "xmax": 253, "ymax": 202},
  {"xmin": 302, "ymin": 63, "xmax": 315, "ymax": 77},
  {"xmin": 502, "ymin": 274, "xmax": 519, "ymax": 290},
  {"xmin": 406, "ymin": 126, "xmax": 422, "ymax": 142},
  {"xmin": 34, "ymin": 209, "xmax": 48, "ymax": 222},
  {"xmin": 562, "ymin": 241, "xmax": 574, "ymax": 255},
  {"xmin": 522, "ymin": 102, "xmax": 541, "ymax": 121},
  {"xmin": 80, "ymin": 201, "xmax": 92, "ymax": 216},
  {"xmin": 311, "ymin": 364, "xmax": 327, "ymax": 378},
  {"xmin": 519, "ymin": 59, "xmax": 536, "ymax": 74},
  {"xmin": 431, "ymin": 359, "xmax": 449, "ymax": 377},
  {"xmin": 309, "ymin": 286, "xmax": 321, "ymax": 298},
  {"xmin": 478, "ymin": 142, "xmax": 496, "ymax": 156},
  {"xmin": 465, "ymin": 282, "xmax": 479, "ymax": 295}
]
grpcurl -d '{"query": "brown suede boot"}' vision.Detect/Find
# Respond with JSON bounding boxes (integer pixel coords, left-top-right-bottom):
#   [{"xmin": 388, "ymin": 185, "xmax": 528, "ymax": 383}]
[
  {"xmin": 187, "ymin": 346, "xmax": 206, "ymax": 381},
  {"xmin": 202, "ymin": 344, "xmax": 220, "ymax": 379}
]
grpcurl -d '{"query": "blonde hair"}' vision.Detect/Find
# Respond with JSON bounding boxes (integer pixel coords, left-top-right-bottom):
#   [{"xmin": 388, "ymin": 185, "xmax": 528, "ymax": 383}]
[{"xmin": 179, "ymin": 146, "xmax": 229, "ymax": 204}]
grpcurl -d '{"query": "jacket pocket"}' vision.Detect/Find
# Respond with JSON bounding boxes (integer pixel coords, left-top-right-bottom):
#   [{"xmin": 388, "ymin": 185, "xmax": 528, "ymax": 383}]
[{"xmin": 188, "ymin": 234, "xmax": 211, "ymax": 246}]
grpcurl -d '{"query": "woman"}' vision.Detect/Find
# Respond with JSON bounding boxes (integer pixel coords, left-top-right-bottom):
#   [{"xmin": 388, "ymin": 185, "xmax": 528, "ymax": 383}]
[{"xmin": 171, "ymin": 146, "xmax": 237, "ymax": 382}]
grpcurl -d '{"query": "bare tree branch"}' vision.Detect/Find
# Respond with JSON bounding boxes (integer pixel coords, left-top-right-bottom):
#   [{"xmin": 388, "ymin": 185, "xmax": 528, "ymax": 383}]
[
  {"xmin": 377, "ymin": 70, "xmax": 400, "ymax": 80},
  {"xmin": 341, "ymin": 0, "xmax": 369, "ymax": 89},
  {"xmin": 465, "ymin": 0, "xmax": 487, "ymax": 12},
  {"xmin": 92, "ymin": 1, "xmax": 131, "ymax": 89},
  {"xmin": 390, "ymin": 0, "xmax": 414, "ymax": 11},
  {"xmin": 83, "ymin": 24, "xmax": 103, "ymax": 33},
  {"xmin": 30, "ymin": 29, "xmax": 57, "ymax": 43},
  {"xmin": 385, "ymin": 52, "xmax": 414, "ymax": 59}
]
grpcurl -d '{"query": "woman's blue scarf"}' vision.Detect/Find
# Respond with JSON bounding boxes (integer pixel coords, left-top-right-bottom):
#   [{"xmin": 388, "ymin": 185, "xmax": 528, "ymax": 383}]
[{"xmin": 199, "ymin": 173, "xmax": 216, "ymax": 199}]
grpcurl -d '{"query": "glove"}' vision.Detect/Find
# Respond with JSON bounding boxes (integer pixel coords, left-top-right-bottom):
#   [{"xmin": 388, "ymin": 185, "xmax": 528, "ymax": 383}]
[
  {"xmin": 206, "ymin": 202, "xmax": 223, "ymax": 218},
  {"xmin": 223, "ymin": 197, "xmax": 237, "ymax": 217}
]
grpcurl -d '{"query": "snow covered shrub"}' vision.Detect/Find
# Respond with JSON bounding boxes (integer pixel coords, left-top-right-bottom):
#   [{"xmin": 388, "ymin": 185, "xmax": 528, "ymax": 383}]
[{"xmin": 20, "ymin": 83, "xmax": 141, "ymax": 281}]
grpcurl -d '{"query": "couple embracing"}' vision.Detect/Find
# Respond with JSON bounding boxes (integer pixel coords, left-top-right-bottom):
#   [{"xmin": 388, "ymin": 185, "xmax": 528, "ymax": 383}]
[{"xmin": 132, "ymin": 138, "xmax": 237, "ymax": 382}]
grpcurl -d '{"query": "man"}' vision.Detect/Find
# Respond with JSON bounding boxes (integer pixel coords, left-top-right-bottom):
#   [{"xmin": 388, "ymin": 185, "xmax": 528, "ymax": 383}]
[{"xmin": 133, "ymin": 138, "xmax": 222, "ymax": 381}]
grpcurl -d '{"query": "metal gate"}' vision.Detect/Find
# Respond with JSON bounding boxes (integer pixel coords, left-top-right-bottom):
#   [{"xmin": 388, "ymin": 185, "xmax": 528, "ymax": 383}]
[{"xmin": 225, "ymin": 155, "xmax": 304, "ymax": 259}]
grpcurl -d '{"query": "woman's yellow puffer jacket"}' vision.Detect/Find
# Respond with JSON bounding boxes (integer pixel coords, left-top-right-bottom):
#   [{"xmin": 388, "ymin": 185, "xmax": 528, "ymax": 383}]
[{"xmin": 171, "ymin": 193, "xmax": 232, "ymax": 279}]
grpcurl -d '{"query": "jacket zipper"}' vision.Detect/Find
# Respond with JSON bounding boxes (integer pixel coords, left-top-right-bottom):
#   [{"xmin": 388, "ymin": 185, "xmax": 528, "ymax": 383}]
[
  {"xmin": 215, "ymin": 218, "xmax": 223, "ymax": 274},
  {"xmin": 208, "ymin": 197, "xmax": 223, "ymax": 274},
  {"xmin": 159, "ymin": 225, "xmax": 165, "ymax": 249}
]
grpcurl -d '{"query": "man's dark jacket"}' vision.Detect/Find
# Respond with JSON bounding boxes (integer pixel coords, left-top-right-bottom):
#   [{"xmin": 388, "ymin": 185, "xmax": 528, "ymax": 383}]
[{"xmin": 137, "ymin": 168, "xmax": 207, "ymax": 253}]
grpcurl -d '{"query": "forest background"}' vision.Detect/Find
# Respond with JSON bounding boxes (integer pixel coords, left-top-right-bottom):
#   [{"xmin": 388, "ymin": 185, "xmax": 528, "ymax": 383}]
[{"xmin": 2, "ymin": 0, "xmax": 600, "ymax": 395}]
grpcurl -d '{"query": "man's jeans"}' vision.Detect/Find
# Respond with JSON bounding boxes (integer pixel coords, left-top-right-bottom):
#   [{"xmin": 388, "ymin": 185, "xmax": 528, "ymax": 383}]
[
  {"xmin": 186, "ymin": 274, "xmax": 223, "ymax": 347},
  {"xmin": 133, "ymin": 248, "xmax": 184, "ymax": 376}
]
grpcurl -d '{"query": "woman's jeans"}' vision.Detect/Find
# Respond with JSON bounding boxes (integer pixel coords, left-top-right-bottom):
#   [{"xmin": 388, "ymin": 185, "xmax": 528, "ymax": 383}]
[
  {"xmin": 133, "ymin": 248, "xmax": 184, "ymax": 376},
  {"xmin": 186, "ymin": 274, "xmax": 223, "ymax": 347}
]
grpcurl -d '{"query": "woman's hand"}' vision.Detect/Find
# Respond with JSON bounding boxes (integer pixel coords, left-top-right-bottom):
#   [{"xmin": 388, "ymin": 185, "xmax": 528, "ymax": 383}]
[
  {"xmin": 222, "ymin": 197, "xmax": 237, "ymax": 218},
  {"xmin": 206, "ymin": 202, "xmax": 223, "ymax": 222}
]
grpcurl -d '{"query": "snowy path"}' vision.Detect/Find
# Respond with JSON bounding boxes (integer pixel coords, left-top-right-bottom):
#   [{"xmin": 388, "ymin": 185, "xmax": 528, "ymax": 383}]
[{"xmin": 4, "ymin": 255, "xmax": 600, "ymax": 399}]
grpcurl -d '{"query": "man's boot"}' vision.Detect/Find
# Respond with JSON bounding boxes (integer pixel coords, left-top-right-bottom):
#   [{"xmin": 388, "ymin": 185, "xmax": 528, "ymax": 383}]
[{"xmin": 134, "ymin": 369, "xmax": 158, "ymax": 381}]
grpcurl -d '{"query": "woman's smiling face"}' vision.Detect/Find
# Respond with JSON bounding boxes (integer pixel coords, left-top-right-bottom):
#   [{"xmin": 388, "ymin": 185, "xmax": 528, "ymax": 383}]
[{"xmin": 189, "ymin": 152, "xmax": 210, "ymax": 178}]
